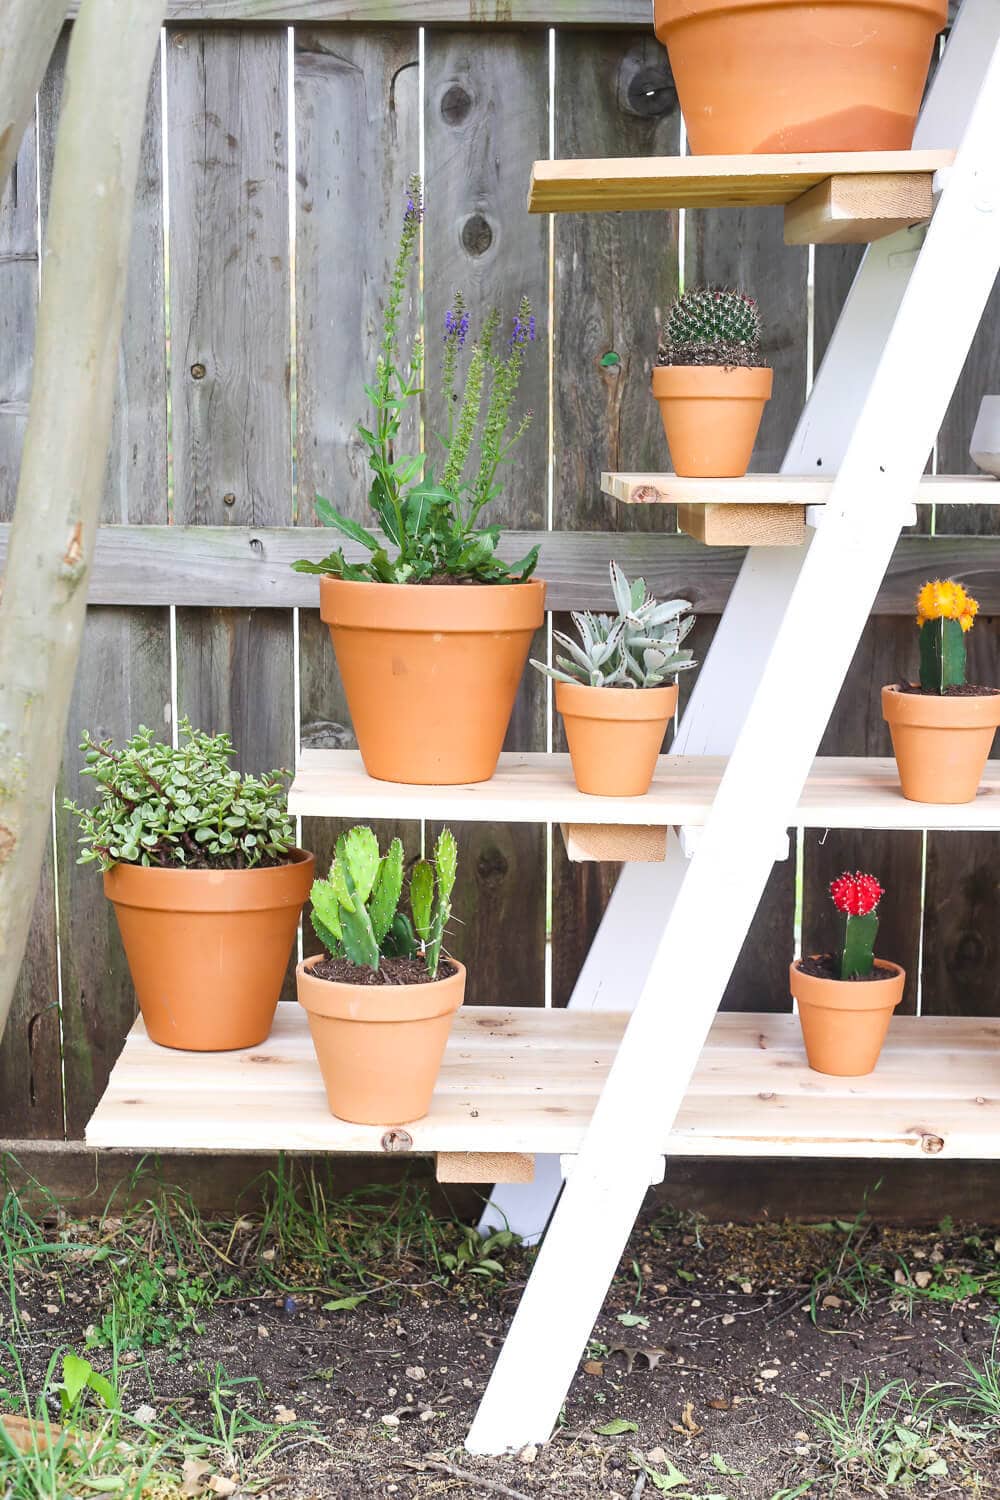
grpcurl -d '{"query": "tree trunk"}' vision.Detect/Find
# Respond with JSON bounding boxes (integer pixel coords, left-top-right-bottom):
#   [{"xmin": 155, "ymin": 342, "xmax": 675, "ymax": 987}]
[
  {"xmin": 0, "ymin": 0, "xmax": 166, "ymax": 1043},
  {"xmin": 0, "ymin": 0, "xmax": 65, "ymax": 188}
]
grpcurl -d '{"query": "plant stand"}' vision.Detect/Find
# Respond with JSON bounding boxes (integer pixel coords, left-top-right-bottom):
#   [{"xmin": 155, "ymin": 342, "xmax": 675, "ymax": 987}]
[{"xmin": 83, "ymin": 0, "xmax": 1000, "ymax": 1458}]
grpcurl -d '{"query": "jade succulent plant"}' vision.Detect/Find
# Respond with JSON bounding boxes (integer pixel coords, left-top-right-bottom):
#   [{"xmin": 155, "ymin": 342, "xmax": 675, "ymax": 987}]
[
  {"xmin": 530, "ymin": 561, "xmax": 696, "ymax": 689},
  {"xmin": 311, "ymin": 825, "xmax": 457, "ymax": 977},
  {"xmin": 829, "ymin": 870, "xmax": 884, "ymax": 980},
  {"xmin": 64, "ymin": 720, "xmax": 294, "ymax": 872},
  {"xmin": 914, "ymin": 579, "xmax": 979, "ymax": 692},
  {"xmin": 656, "ymin": 286, "xmax": 765, "ymax": 369}
]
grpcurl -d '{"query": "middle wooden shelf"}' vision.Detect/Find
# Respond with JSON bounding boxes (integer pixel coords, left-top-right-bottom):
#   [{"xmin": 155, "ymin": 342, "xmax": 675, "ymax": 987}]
[{"xmin": 289, "ymin": 750, "xmax": 1000, "ymax": 835}]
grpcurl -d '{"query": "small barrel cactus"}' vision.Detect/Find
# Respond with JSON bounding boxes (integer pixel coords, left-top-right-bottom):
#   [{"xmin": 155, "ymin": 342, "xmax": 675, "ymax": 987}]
[
  {"xmin": 657, "ymin": 286, "xmax": 764, "ymax": 369},
  {"xmin": 310, "ymin": 825, "xmax": 457, "ymax": 977},
  {"xmin": 530, "ymin": 560, "xmax": 697, "ymax": 689},
  {"xmin": 829, "ymin": 870, "xmax": 884, "ymax": 980},
  {"xmin": 915, "ymin": 579, "xmax": 979, "ymax": 693}
]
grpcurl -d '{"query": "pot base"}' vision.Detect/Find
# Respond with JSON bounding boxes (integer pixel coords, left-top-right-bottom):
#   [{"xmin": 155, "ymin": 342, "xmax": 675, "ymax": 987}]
[{"xmin": 790, "ymin": 958, "xmax": 905, "ymax": 1077}]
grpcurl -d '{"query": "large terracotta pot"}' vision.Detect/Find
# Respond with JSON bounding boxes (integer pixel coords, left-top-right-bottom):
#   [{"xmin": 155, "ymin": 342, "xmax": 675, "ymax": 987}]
[
  {"xmin": 790, "ymin": 958, "xmax": 905, "ymax": 1077},
  {"xmin": 653, "ymin": 0, "xmax": 947, "ymax": 156},
  {"xmin": 556, "ymin": 680, "xmax": 678, "ymax": 797},
  {"xmin": 652, "ymin": 365, "xmax": 772, "ymax": 478},
  {"xmin": 105, "ymin": 850, "xmax": 314, "ymax": 1052},
  {"xmin": 319, "ymin": 577, "xmax": 546, "ymax": 785},
  {"xmin": 882, "ymin": 685, "xmax": 1000, "ymax": 804},
  {"xmin": 296, "ymin": 954, "xmax": 466, "ymax": 1124}
]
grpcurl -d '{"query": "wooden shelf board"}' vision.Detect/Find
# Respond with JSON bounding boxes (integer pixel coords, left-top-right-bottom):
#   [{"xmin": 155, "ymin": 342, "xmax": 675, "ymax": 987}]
[
  {"xmin": 528, "ymin": 150, "xmax": 954, "ymax": 216},
  {"xmin": 602, "ymin": 473, "xmax": 1000, "ymax": 507},
  {"xmin": 289, "ymin": 750, "xmax": 1000, "ymax": 832},
  {"xmin": 85, "ymin": 1008, "xmax": 1000, "ymax": 1161}
]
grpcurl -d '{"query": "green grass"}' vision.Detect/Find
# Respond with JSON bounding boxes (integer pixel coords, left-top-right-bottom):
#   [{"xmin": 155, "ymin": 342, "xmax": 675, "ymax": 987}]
[{"xmin": 793, "ymin": 1378, "xmax": 951, "ymax": 1488}]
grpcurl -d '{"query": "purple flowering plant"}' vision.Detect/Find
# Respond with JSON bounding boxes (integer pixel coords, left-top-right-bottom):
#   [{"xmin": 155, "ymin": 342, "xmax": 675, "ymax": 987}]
[{"xmin": 293, "ymin": 176, "xmax": 539, "ymax": 585}]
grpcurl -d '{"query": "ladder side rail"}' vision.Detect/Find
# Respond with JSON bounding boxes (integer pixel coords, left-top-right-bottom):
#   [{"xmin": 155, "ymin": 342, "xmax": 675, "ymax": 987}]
[{"xmin": 467, "ymin": 30, "xmax": 1000, "ymax": 1452}]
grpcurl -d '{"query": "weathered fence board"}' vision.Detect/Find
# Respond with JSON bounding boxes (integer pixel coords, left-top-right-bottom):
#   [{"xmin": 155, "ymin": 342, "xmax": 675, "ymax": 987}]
[
  {"xmin": 549, "ymin": 29, "xmax": 682, "ymax": 1007},
  {"xmin": 423, "ymin": 28, "xmax": 549, "ymax": 1009},
  {"xmin": 294, "ymin": 23, "xmax": 422, "ymax": 944},
  {"xmin": 66, "ymin": 1, "xmax": 653, "ymax": 23},
  {"xmin": 0, "ymin": 107, "xmax": 62, "ymax": 1139}
]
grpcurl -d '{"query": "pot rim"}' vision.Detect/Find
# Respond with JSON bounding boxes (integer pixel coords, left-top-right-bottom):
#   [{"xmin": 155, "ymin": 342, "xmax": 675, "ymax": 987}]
[
  {"xmin": 296, "ymin": 952, "xmax": 467, "ymax": 1023},
  {"xmin": 319, "ymin": 574, "xmax": 547, "ymax": 632},
  {"xmin": 652, "ymin": 364, "xmax": 774, "ymax": 399},
  {"xmin": 104, "ymin": 847, "xmax": 315, "ymax": 913},
  {"xmin": 881, "ymin": 682, "xmax": 1000, "ymax": 729},
  {"xmin": 790, "ymin": 957, "xmax": 906, "ymax": 1012},
  {"xmin": 656, "ymin": 0, "xmax": 946, "ymax": 24},
  {"xmin": 555, "ymin": 678, "xmax": 679, "ymax": 723}
]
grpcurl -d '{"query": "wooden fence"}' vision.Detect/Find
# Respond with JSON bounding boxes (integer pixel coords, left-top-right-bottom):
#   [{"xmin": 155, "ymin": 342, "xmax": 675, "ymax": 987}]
[{"xmin": 1, "ymin": 8, "xmax": 998, "ymax": 1148}]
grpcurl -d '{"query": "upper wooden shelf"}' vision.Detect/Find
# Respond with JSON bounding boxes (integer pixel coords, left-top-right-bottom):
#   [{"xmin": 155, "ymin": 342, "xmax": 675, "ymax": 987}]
[
  {"xmin": 528, "ymin": 150, "xmax": 955, "ymax": 245},
  {"xmin": 602, "ymin": 473, "xmax": 1000, "ymax": 508},
  {"xmin": 290, "ymin": 750, "xmax": 1000, "ymax": 835},
  {"xmin": 85, "ymin": 1007, "xmax": 1000, "ymax": 1162}
]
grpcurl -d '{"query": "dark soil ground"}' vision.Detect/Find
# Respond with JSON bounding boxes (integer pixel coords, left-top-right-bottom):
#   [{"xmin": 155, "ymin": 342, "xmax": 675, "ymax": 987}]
[{"xmin": 3, "ymin": 1176, "xmax": 1000, "ymax": 1498}]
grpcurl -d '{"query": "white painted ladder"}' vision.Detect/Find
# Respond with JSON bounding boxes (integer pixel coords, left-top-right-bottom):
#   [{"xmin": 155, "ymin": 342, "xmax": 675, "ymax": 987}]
[{"xmin": 468, "ymin": 0, "xmax": 1000, "ymax": 1454}]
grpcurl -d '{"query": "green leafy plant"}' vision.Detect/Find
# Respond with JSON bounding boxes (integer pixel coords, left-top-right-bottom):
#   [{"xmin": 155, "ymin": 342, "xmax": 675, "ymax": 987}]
[
  {"xmin": 64, "ymin": 720, "xmax": 295, "ymax": 872},
  {"xmin": 56, "ymin": 1352, "xmax": 117, "ymax": 1416},
  {"xmin": 530, "ymin": 561, "xmax": 696, "ymax": 688},
  {"xmin": 657, "ymin": 286, "xmax": 765, "ymax": 369},
  {"xmin": 829, "ymin": 871, "xmax": 884, "ymax": 980},
  {"xmin": 310, "ymin": 825, "xmax": 457, "ymax": 977},
  {"xmin": 292, "ymin": 177, "xmax": 539, "ymax": 586}
]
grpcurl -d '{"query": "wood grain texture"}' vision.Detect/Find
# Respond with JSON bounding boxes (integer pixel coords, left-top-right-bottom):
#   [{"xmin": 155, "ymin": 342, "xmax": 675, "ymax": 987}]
[
  {"xmin": 0, "ymin": 110, "xmax": 61, "ymax": 1138},
  {"xmin": 293, "ymin": 26, "xmax": 421, "ymax": 932},
  {"xmin": 65, "ymin": 0, "xmax": 656, "ymax": 23},
  {"xmin": 783, "ymin": 172, "xmax": 935, "ymax": 247},
  {"xmin": 37, "ymin": 37, "xmax": 173, "ymax": 1136},
  {"xmin": 604, "ymin": 474, "xmax": 997, "ymax": 507},
  {"xmin": 167, "ymin": 26, "xmax": 294, "ymax": 776},
  {"xmin": 529, "ymin": 152, "xmax": 953, "ymax": 215},
  {"xmin": 422, "ymin": 29, "xmax": 548, "ymax": 1010},
  {"xmin": 87, "ymin": 1006, "xmax": 1000, "ymax": 1161}
]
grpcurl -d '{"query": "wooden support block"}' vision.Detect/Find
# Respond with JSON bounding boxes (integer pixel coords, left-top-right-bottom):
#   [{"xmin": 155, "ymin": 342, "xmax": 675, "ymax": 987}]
[
  {"xmin": 560, "ymin": 823, "xmax": 667, "ymax": 863},
  {"xmin": 677, "ymin": 503, "xmax": 809, "ymax": 547},
  {"xmin": 436, "ymin": 1152, "xmax": 535, "ymax": 1185},
  {"xmin": 784, "ymin": 172, "xmax": 935, "ymax": 246}
]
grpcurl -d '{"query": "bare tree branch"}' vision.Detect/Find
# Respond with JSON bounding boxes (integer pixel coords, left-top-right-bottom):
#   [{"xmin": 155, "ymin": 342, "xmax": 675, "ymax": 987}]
[
  {"xmin": 0, "ymin": 0, "xmax": 166, "ymax": 1041},
  {"xmin": 0, "ymin": 0, "xmax": 65, "ymax": 188}
]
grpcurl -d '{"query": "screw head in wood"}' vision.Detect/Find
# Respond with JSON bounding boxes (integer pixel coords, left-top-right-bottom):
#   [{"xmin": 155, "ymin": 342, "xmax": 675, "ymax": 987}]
[
  {"xmin": 381, "ymin": 1129, "xmax": 413, "ymax": 1153},
  {"xmin": 920, "ymin": 1134, "xmax": 945, "ymax": 1155}
]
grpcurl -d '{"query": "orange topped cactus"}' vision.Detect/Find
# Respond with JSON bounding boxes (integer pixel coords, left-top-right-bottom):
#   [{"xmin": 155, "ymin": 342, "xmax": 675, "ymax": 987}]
[{"xmin": 915, "ymin": 579, "xmax": 979, "ymax": 693}]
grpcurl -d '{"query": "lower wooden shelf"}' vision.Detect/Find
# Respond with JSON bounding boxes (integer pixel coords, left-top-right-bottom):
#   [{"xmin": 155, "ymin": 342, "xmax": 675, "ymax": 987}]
[{"xmin": 85, "ymin": 1007, "xmax": 1000, "ymax": 1162}]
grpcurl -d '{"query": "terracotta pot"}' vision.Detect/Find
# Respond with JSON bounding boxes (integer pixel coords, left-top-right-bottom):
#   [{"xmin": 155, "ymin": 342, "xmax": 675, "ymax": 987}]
[
  {"xmin": 790, "ymin": 958, "xmax": 904, "ymax": 1077},
  {"xmin": 882, "ymin": 685, "xmax": 1000, "ymax": 804},
  {"xmin": 319, "ymin": 577, "xmax": 546, "ymax": 785},
  {"xmin": 105, "ymin": 850, "xmax": 314, "ymax": 1051},
  {"xmin": 556, "ymin": 680, "xmax": 678, "ymax": 797},
  {"xmin": 296, "ymin": 954, "xmax": 466, "ymax": 1124},
  {"xmin": 652, "ymin": 365, "xmax": 773, "ymax": 478},
  {"xmin": 653, "ymin": 0, "xmax": 947, "ymax": 155}
]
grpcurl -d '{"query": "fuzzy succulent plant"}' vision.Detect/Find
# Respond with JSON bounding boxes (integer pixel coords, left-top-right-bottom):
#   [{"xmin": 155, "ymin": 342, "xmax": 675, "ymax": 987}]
[
  {"xmin": 530, "ymin": 561, "xmax": 696, "ymax": 689},
  {"xmin": 310, "ymin": 825, "xmax": 457, "ymax": 977},
  {"xmin": 657, "ymin": 286, "xmax": 765, "ymax": 369},
  {"xmin": 829, "ymin": 871, "xmax": 884, "ymax": 980},
  {"xmin": 914, "ymin": 579, "xmax": 979, "ymax": 693}
]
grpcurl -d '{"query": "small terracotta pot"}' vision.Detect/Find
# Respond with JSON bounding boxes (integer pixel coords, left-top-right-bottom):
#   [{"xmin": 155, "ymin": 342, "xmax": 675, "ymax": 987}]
[
  {"xmin": 653, "ymin": 0, "xmax": 947, "ymax": 155},
  {"xmin": 652, "ymin": 365, "xmax": 773, "ymax": 478},
  {"xmin": 320, "ymin": 576, "xmax": 546, "ymax": 786},
  {"xmin": 296, "ymin": 954, "xmax": 466, "ymax": 1124},
  {"xmin": 790, "ymin": 958, "xmax": 905, "ymax": 1077},
  {"xmin": 105, "ymin": 850, "xmax": 314, "ymax": 1052},
  {"xmin": 882, "ymin": 685, "xmax": 1000, "ymax": 804},
  {"xmin": 556, "ymin": 680, "xmax": 678, "ymax": 797}
]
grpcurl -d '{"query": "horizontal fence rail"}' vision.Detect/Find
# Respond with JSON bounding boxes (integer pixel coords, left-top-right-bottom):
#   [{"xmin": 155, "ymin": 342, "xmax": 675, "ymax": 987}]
[{"xmin": 1, "ymin": 10, "xmax": 997, "ymax": 1152}]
